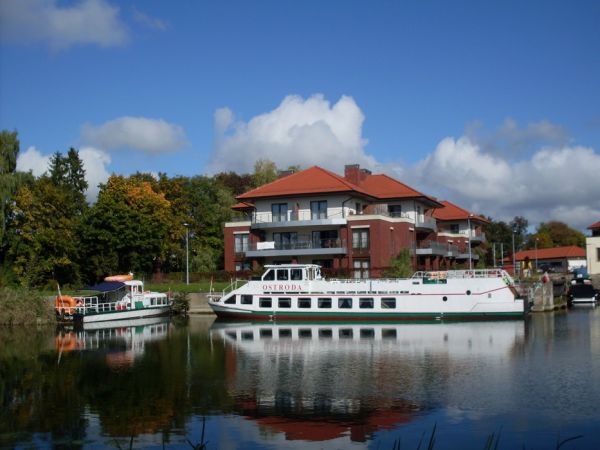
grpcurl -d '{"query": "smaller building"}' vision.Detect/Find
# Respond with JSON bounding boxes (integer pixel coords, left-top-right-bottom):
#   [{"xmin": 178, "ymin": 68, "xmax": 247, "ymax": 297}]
[
  {"xmin": 513, "ymin": 246, "xmax": 586, "ymax": 274},
  {"xmin": 586, "ymin": 221, "xmax": 600, "ymax": 275}
]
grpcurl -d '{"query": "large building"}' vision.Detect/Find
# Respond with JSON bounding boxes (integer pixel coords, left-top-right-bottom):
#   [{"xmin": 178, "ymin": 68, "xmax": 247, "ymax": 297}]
[
  {"xmin": 586, "ymin": 221, "xmax": 600, "ymax": 275},
  {"xmin": 224, "ymin": 164, "xmax": 487, "ymax": 277}
]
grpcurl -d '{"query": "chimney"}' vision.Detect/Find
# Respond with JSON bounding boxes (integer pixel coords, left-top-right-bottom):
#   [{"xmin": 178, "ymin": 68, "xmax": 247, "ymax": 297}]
[{"xmin": 344, "ymin": 164, "xmax": 371, "ymax": 185}]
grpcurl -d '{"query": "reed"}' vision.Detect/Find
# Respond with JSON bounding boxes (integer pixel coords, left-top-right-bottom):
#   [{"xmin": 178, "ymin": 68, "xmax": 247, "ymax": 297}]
[{"xmin": 0, "ymin": 287, "xmax": 54, "ymax": 325}]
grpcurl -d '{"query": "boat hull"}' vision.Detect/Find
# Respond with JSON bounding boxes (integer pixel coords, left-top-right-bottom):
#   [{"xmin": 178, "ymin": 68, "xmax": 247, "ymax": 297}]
[{"xmin": 73, "ymin": 305, "xmax": 171, "ymax": 324}]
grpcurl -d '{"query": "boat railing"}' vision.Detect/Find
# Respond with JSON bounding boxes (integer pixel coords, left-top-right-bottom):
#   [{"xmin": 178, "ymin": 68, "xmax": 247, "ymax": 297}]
[
  {"xmin": 412, "ymin": 269, "xmax": 513, "ymax": 282},
  {"xmin": 210, "ymin": 279, "xmax": 249, "ymax": 301},
  {"xmin": 75, "ymin": 296, "xmax": 135, "ymax": 315}
]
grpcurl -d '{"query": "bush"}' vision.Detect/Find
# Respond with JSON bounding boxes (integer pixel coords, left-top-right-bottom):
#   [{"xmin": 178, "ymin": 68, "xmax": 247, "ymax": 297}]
[
  {"xmin": 0, "ymin": 287, "xmax": 55, "ymax": 325},
  {"xmin": 172, "ymin": 292, "xmax": 190, "ymax": 315}
]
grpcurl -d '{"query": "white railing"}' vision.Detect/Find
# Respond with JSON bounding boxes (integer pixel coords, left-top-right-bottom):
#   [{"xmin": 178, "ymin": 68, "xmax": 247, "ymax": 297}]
[{"xmin": 412, "ymin": 269, "xmax": 513, "ymax": 282}]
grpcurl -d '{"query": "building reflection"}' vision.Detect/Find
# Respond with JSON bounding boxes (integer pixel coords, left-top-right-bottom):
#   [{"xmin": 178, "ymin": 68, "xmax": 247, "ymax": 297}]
[{"xmin": 211, "ymin": 320, "xmax": 526, "ymax": 443}]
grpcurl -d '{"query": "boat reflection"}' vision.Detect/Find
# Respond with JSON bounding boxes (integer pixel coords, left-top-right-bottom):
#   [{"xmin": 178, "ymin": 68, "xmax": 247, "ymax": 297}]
[
  {"xmin": 211, "ymin": 320, "xmax": 526, "ymax": 443},
  {"xmin": 55, "ymin": 316, "xmax": 171, "ymax": 368}
]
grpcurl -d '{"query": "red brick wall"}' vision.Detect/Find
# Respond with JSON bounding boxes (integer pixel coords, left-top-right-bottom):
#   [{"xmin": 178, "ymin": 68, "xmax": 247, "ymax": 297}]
[{"xmin": 223, "ymin": 225, "xmax": 251, "ymax": 272}]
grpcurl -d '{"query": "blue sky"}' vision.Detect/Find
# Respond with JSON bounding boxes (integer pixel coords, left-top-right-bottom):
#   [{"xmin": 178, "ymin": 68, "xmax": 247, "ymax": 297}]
[{"xmin": 1, "ymin": 0, "xmax": 599, "ymax": 229}]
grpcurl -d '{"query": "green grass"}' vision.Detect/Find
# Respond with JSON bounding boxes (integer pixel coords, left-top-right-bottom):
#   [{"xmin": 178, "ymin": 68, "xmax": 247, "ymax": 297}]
[{"xmin": 144, "ymin": 280, "xmax": 231, "ymax": 293}]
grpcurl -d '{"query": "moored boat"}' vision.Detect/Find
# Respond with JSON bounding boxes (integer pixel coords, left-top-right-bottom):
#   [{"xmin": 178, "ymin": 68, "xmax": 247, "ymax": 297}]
[
  {"xmin": 55, "ymin": 275, "xmax": 172, "ymax": 324},
  {"xmin": 208, "ymin": 264, "xmax": 526, "ymax": 321}
]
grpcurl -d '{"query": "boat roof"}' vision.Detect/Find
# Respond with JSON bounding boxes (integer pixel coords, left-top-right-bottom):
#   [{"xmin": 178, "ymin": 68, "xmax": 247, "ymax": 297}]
[
  {"xmin": 264, "ymin": 264, "xmax": 321, "ymax": 269},
  {"xmin": 80, "ymin": 281, "xmax": 126, "ymax": 292}
]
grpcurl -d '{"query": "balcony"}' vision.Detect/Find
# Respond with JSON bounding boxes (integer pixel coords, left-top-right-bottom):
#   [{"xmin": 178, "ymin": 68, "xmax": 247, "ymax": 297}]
[
  {"xmin": 415, "ymin": 215, "xmax": 437, "ymax": 232},
  {"xmin": 415, "ymin": 241, "xmax": 459, "ymax": 257},
  {"xmin": 244, "ymin": 238, "xmax": 348, "ymax": 258},
  {"xmin": 250, "ymin": 210, "xmax": 347, "ymax": 230},
  {"xmin": 468, "ymin": 231, "xmax": 486, "ymax": 243}
]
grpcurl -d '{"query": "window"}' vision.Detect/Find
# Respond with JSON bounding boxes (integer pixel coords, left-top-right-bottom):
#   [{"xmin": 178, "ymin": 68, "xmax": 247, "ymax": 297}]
[
  {"xmin": 263, "ymin": 270, "xmax": 275, "ymax": 280},
  {"xmin": 241, "ymin": 295, "xmax": 253, "ymax": 305},
  {"xmin": 359, "ymin": 297, "xmax": 374, "ymax": 309},
  {"xmin": 310, "ymin": 200, "xmax": 327, "ymax": 220},
  {"xmin": 388, "ymin": 205, "xmax": 402, "ymax": 217},
  {"xmin": 318, "ymin": 297, "xmax": 332, "ymax": 308},
  {"xmin": 382, "ymin": 298, "xmax": 396, "ymax": 309},
  {"xmin": 352, "ymin": 229, "xmax": 369, "ymax": 249},
  {"xmin": 291, "ymin": 269, "xmax": 302, "ymax": 280},
  {"xmin": 338, "ymin": 298, "xmax": 353, "ymax": 309},
  {"xmin": 597, "ymin": 248, "xmax": 600, "ymax": 262},
  {"xmin": 259, "ymin": 297, "xmax": 272, "ymax": 308},
  {"xmin": 382, "ymin": 329, "xmax": 397, "ymax": 339},
  {"xmin": 360, "ymin": 328, "xmax": 375, "ymax": 339},
  {"xmin": 260, "ymin": 329, "xmax": 273, "ymax": 339},
  {"xmin": 273, "ymin": 232, "xmax": 297, "ymax": 250},
  {"xmin": 241, "ymin": 332, "xmax": 253, "ymax": 341},
  {"xmin": 278, "ymin": 298, "xmax": 291, "ymax": 308},
  {"xmin": 234, "ymin": 233, "xmax": 249, "ymax": 253},
  {"xmin": 353, "ymin": 260, "xmax": 370, "ymax": 279},
  {"xmin": 224, "ymin": 296, "xmax": 236, "ymax": 305},
  {"xmin": 339, "ymin": 328, "xmax": 353, "ymax": 339},
  {"xmin": 298, "ymin": 298, "xmax": 311, "ymax": 308},
  {"xmin": 449, "ymin": 224, "xmax": 459, "ymax": 234},
  {"xmin": 235, "ymin": 262, "xmax": 251, "ymax": 272},
  {"xmin": 279, "ymin": 329, "xmax": 292, "ymax": 338},
  {"xmin": 271, "ymin": 203, "xmax": 288, "ymax": 222},
  {"xmin": 312, "ymin": 230, "xmax": 338, "ymax": 249},
  {"xmin": 319, "ymin": 329, "xmax": 333, "ymax": 339},
  {"xmin": 299, "ymin": 329, "xmax": 312, "ymax": 339},
  {"xmin": 276, "ymin": 269, "xmax": 289, "ymax": 280}
]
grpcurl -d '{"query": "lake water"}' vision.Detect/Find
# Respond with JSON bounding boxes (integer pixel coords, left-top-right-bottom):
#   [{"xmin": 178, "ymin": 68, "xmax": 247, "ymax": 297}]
[{"xmin": 1, "ymin": 308, "xmax": 600, "ymax": 449}]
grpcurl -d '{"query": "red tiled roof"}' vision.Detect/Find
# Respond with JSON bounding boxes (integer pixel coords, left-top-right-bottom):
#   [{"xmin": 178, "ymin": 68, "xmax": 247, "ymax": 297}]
[
  {"xmin": 514, "ymin": 246, "xmax": 585, "ymax": 261},
  {"xmin": 231, "ymin": 201, "xmax": 254, "ymax": 210},
  {"xmin": 356, "ymin": 174, "xmax": 443, "ymax": 207},
  {"xmin": 237, "ymin": 166, "xmax": 372, "ymax": 200},
  {"xmin": 432, "ymin": 200, "xmax": 489, "ymax": 223},
  {"xmin": 588, "ymin": 221, "xmax": 600, "ymax": 230}
]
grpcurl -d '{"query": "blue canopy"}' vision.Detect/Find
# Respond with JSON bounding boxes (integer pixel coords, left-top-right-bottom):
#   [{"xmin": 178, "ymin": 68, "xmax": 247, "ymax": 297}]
[{"xmin": 80, "ymin": 281, "xmax": 126, "ymax": 293}]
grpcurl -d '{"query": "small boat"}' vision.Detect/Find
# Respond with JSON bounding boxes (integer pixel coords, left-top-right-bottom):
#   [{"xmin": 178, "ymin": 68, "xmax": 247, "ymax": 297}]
[
  {"xmin": 208, "ymin": 264, "xmax": 526, "ymax": 321},
  {"xmin": 55, "ymin": 275, "xmax": 172, "ymax": 324},
  {"xmin": 567, "ymin": 277, "xmax": 599, "ymax": 306}
]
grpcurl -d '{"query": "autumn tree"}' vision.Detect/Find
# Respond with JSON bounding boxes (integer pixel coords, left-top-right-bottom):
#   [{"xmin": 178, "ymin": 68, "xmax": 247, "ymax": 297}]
[
  {"xmin": 251, "ymin": 159, "xmax": 278, "ymax": 187},
  {"xmin": 526, "ymin": 221, "xmax": 585, "ymax": 249}
]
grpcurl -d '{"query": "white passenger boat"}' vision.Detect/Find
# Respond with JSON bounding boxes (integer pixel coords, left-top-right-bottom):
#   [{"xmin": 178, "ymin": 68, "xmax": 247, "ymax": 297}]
[
  {"xmin": 208, "ymin": 264, "xmax": 526, "ymax": 321},
  {"xmin": 55, "ymin": 275, "xmax": 172, "ymax": 324}
]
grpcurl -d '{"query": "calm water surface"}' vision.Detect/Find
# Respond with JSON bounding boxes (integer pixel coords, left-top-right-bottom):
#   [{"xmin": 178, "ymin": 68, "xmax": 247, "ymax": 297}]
[{"xmin": 1, "ymin": 308, "xmax": 600, "ymax": 449}]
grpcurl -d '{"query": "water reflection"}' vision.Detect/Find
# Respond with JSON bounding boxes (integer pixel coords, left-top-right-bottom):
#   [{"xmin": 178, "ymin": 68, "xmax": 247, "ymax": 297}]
[{"xmin": 210, "ymin": 320, "xmax": 526, "ymax": 443}]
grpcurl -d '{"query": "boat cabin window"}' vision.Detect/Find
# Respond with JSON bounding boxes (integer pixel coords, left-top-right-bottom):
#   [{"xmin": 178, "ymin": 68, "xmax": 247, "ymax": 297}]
[
  {"xmin": 279, "ymin": 328, "xmax": 292, "ymax": 338},
  {"xmin": 241, "ymin": 331, "xmax": 253, "ymax": 341},
  {"xmin": 382, "ymin": 329, "xmax": 397, "ymax": 339},
  {"xmin": 319, "ymin": 329, "xmax": 333, "ymax": 339},
  {"xmin": 318, "ymin": 297, "xmax": 332, "ymax": 308},
  {"xmin": 259, "ymin": 297, "xmax": 272, "ymax": 308},
  {"xmin": 278, "ymin": 297, "xmax": 291, "ymax": 308},
  {"xmin": 338, "ymin": 298, "xmax": 353, "ymax": 309},
  {"xmin": 276, "ymin": 269, "xmax": 289, "ymax": 280},
  {"xmin": 339, "ymin": 328, "xmax": 353, "ymax": 339},
  {"xmin": 263, "ymin": 270, "xmax": 275, "ymax": 280},
  {"xmin": 299, "ymin": 329, "xmax": 312, "ymax": 339},
  {"xmin": 360, "ymin": 328, "xmax": 375, "ymax": 339},
  {"xmin": 298, "ymin": 297, "xmax": 311, "ymax": 308},
  {"xmin": 260, "ymin": 329, "xmax": 273, "ymax": 339},
  {"xmin": 359, "ymin": 297, "xmax": 374, "ymax": 309},
  {"xmin": 241, "ymin": 295, "xmax": 253, "ymax": 305},
  {"xmin": 307, "ymin": 267, "xmax": 317, "ymax": 280},
  {"xmin": 381, "ymin": 298, "xmax": 396, "ymax": 309},
  {"xmin": 224, "ymin": 296, "xmax": 236, "ymax": 305},
  {"xmin": 291, "ymin": 268, "xmax": 303, "ymax": 280}
]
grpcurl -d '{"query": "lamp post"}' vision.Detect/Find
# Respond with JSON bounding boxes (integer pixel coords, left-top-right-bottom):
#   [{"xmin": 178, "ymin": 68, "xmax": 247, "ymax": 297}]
[
  {"xmin": 467, "ymin": 214, "xmax": 473, "ymax": 270},
  {"xmin": 535, "ymin": 238, "xmax": 539, "ymax": 273},
  {"xmin": 183, "ymin": 223, "xmax": 189, "ymax": 285},
  {"xmin": 512, "ymin": 225, "xmax": 517, "ymax": 277}
]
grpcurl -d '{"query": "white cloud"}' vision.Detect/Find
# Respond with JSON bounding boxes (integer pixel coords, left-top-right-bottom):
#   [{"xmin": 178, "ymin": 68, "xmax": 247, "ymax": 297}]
[
  {"xmin": 406, "ymin": 137, "xmax": 600, "ymax": 230},
  {"xmin": 79, "ymin": 146, "xmax": 111, "ymax": 202},
  {"xmin": 208, "ymin": 94, "xmax": 377, "ymax": 173},
  {"xmin": 81, "ymin": 116, "xmax": 187, "ymax": 154},
  {"xmin": 16, "ymin": 146, "xmax": 51, "ymax": 176},
  {"xmin": 132, "ymin": 7, "xmax": 167, "ymax": 31},
  {"xmin": 0, "ymin": 0, "xmax": 129, "ymax": 50},
  {"xmin": 16, "ymin": 145, "xmax": 111, "ymax": 203}
]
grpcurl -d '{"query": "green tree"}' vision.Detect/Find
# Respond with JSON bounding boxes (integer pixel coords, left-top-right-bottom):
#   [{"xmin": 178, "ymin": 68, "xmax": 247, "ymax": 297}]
[
  {"xmin": 251, "ymin": 158, "xmax": 278, "ymax": 187},
  {"xmin": 80, "ymin": 175, "xmax": 172, "ymax": 280},
  {"xmin": 48, "ymin": 148, "xmax": 88, "ymax": 214},
  {"xmin": 482, "ymin": 215, "xmax": 529, "ymax": 266},
  {"xmin": 526, "ymin": 221, "xmax": 585, "ymax": 249},
  {"xmin": 383, "ymin": 248, "xmax": 413, "ymax": 277}
]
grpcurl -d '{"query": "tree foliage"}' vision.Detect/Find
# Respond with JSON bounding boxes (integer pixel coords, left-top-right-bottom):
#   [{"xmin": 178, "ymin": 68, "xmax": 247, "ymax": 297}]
[{"xmin": 525, "ymin": 221, "xmax": 585, "ymax": 249}]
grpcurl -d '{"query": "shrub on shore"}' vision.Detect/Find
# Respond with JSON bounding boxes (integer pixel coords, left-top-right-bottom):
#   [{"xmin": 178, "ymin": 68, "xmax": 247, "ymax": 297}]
[{"xmin": 0, "ymin": 287, "xmax": 55, "ymax": 325}]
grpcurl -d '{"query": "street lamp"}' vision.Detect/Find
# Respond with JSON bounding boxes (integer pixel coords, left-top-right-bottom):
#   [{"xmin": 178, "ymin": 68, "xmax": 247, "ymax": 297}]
[
  {"xmin": 183, "ymin": 223, "xmax": 190, "ymax": 285},
  {"xmin": 467, "ymin": 214, "xmax": 473, "ymax": 271},
  {"xmin": 535, "ymin": 237, "xmax": 539, "ymax": 273},
  {"xmin": 512, "ymin": 225, "xmax": 517, "ymax": 277}
]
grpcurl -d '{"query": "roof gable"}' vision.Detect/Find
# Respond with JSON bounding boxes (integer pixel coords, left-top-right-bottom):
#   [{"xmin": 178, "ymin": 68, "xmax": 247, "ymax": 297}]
[
  {"xmin": 514, "ymin": 245, "xmax": 585, "ymax": 261},
  {"xmin": 433, "ymin": 200, "xmax": 489, "ymax": 223},
  {"xmin": 237, "ymin": 166, "xmax": 371, "ymax": 200},
  {"xmin": 357, "ymin": 174, "xmax": 443, "ymax": 207},
  {"xmin": 588, "ymin": 221, "xmax": 600, "ymax": 230}
]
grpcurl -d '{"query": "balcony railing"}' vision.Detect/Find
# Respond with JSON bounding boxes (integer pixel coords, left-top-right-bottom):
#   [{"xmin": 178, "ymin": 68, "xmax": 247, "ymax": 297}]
[
  {"xmin": 415, "ymin": 215, "xmax": 437, "ymax": 231},
  {"xmin": 247, "ymin": 238, "xmax": 347, "ymax": 252},
  {"xmin": 416, "ymin": 240, "xmax": 460, "ymax": 256},
  {"xmin": 250, "ymin": 210, "xmax": 346, "ymax": 226}
]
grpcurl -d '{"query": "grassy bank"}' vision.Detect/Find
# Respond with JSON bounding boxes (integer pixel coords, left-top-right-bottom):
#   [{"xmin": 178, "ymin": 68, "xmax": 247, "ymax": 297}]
[
  {"xmin": 0, "ymin": 287, "xmax": 54, "ymax": 326},
  {"xmin": 145, "ymin": 280, "xmax": 231, "ymax": 294}
]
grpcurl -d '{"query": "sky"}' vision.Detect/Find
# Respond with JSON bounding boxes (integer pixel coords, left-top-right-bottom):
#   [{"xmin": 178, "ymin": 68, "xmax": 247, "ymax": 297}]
[{"xmin": 1, "ymin": 0, "xmax": 599, "ymax": 231}]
